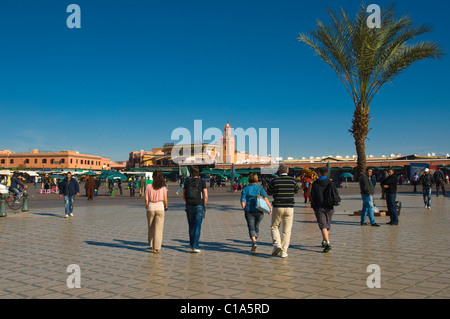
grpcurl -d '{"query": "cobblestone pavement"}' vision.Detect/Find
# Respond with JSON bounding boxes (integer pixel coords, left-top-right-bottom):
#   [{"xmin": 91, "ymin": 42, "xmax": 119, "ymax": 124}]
[{"xmin": 0, "ymin": 184, "xmax": 449, "ymax": 299}]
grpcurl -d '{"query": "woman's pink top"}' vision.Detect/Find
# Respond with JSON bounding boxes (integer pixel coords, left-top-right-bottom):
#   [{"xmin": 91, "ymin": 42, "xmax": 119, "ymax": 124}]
[{"xmin": 145, "ymin": 184, "xmax": 167, "ymax": 203}]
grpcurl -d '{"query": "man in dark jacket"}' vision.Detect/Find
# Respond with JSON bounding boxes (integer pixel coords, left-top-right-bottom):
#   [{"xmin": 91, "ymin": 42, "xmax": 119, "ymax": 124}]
[
  {"xmin": 381, "ymin": 169, "xmax": 398, "ymax": 225},
  {"xmin": 59, "ymin": 172, "xmax": 80, "ymax": 218},
  {"xmin": 433, "ymin": 169, "xmax": 447, "ymax": 197},
  {"xmin": 9, "ymin": 173, "xmax": 27, "ymax": 203},
  {"xmin": 359, "ymin": 168, "xmax": 380, "ymax": 226},
  {"xmin": 420, "ymin": 168, "xmax": 434, "ymax": 209},
  {"xmin": 311, "ymin": 167, "xmax": 339, "ymax": 252}
]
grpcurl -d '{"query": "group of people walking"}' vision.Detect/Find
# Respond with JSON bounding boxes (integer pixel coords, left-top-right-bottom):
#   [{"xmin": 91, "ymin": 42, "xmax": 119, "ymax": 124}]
[
  {"xmin": 143, "ymin": 164, "xmax": 339, "ymax": 256},
  {"xmin": 51, "ymin": 163, "xmax": 447, "ymax": 256}
]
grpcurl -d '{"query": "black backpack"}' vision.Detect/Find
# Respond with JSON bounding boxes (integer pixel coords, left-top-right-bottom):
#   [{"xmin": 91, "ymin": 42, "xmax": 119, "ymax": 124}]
[
  {"xmin": 323, "ymin": 182, "xmax": 341, "ymax": 209},
  {"xmin": 185, "ymin": 178, "xmax": 203, "ymax": 206}
]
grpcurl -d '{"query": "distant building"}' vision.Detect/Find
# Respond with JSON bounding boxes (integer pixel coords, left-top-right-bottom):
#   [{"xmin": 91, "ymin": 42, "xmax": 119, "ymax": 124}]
[
  {"xmin": 0, "ymin": 149, "xmax": 111, "ymax": 171},
  {"xmin": 220, "ymin": 123, "xmax": 235, "ymax": 164}
]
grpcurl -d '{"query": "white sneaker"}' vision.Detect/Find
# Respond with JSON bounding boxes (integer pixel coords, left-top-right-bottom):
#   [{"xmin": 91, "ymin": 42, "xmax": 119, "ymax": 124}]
[
  {"xmin": 192, "ymin": 249, "xmax": 201, "ymax": 253},
  {"xmin": 65, "ymin": 214, "xmax": 69, "ymax": 218},
  {"xmin": 69, "ymin": 213, "xmax": 74, "ymax": 217},
  {"xmin": 281, "ymin": 253, "xmax": 288, "ymax": 258}
]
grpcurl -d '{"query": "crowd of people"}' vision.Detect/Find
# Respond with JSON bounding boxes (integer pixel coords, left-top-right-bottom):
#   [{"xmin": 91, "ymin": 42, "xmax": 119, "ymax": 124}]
[{"xmin": 2, "ymin": 164, "xmax": 448, "ymax": 257}]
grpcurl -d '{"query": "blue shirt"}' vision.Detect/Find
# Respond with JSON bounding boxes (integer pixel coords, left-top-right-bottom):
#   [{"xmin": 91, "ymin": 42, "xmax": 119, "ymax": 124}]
[
  {"xmin": 241, "ymin": 184, "xmax": 267, "ymax": 212},
  {"xmin": 10, "ymin": 177, "xmax": 24, "ymax": 190}
]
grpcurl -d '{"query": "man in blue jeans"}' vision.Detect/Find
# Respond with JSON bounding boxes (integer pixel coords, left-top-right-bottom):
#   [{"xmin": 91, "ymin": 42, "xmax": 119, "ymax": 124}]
[
  {"xmin": 420, "ymin": 168, "xmax": 434, "ymax": 209},
  {"xmin": 9, "ymin": 173, "xmax": 27, "ymax": 203},
  {"xmin": 359, "ymin": 168, "xmax": 380, "ymax": 226},
  {"xmin": 183, "ymin": 166, "xmax": 208, "ymax": 253},
  {"xmin": 59, "ymin": 172, "xmax": 80, "ymax": 218}
]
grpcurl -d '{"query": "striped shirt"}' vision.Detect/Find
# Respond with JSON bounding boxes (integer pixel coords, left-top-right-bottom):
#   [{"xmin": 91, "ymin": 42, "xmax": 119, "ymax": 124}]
[{"xmin": 267, "ymin": 174, "xmax": 299, "ymax": 207}]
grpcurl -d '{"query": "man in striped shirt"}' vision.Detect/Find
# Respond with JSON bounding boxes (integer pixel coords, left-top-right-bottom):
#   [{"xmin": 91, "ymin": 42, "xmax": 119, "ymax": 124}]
[{"xmin": 267, "ymin": 164, "xmax": 299, "ymax": 258}]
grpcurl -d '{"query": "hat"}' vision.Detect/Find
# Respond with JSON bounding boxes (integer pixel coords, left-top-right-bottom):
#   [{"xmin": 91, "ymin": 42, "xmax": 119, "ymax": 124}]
[
  {"xmin": 425, "ymin": 168, "xmax": 430, "ymax": 172},
  {"xmin": 277, "ymin": 164, "xmax": 289, "ymax": 174}
]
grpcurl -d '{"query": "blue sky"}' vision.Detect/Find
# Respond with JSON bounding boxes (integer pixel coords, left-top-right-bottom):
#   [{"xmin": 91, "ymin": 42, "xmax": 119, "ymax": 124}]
[{"xmin": 0, "ymin": 0, "xmax": 448, "ymax": 161}]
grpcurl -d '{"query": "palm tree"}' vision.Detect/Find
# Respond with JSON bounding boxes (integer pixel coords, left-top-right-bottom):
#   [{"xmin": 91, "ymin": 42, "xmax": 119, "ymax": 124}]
[{"xmin": 297, "ymin": 3, "xmax": 443, "ymax": 177}]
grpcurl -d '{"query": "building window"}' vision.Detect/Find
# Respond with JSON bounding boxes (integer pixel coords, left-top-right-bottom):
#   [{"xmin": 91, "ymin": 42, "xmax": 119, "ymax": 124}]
[
  {"xmin": 42, "ymin": 159, "xmax": 47, "ymax": 164},
  {"xmin": 1, "ymin": 159, "xmax": 5, "ymax": 164},
  {"xmin": 25, "ymin": 159, "xmax": 30, "ymax": 164},
  {"xmin": 50, "ymin": 159, "xmax": 54, "ymax": 164},
  {"xmin": 34, "ymin": 159, "xmax": 37, "ymax": 164},
  {"xmin": 61, "ymin": 159, "xmax": 65, "ymax": 164},
  {"xmin": 10, "ymin": 159, "xmax": 14, "ymax": 164}
]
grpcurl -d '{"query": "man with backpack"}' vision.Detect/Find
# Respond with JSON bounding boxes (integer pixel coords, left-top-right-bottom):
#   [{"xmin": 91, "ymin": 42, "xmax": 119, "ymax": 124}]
[
  {"xmin": 310, "ymin": 166, "xmax": 341, "ymax": 253},
  {"xmin": 183, "ymin": 166, "xmax": 208, "ymax": 253}
]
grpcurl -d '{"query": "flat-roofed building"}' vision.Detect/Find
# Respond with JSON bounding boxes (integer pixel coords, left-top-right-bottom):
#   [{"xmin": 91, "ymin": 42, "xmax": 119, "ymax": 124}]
[{"xmin": 0, "ymin": 149, "xmax": 111, "ymax": 171}]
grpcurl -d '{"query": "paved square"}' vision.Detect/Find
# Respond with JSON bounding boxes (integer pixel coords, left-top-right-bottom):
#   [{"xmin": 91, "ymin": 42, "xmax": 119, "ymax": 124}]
[{"xmin": 0, "ymin": 184, "xmax": 449, "ymax": 299}]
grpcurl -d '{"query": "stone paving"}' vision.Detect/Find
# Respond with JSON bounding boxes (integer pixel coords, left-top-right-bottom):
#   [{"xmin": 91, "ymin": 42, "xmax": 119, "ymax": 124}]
[{"xmin": 0, "ymin": 184, "xmax": 449, "ymax": 299}]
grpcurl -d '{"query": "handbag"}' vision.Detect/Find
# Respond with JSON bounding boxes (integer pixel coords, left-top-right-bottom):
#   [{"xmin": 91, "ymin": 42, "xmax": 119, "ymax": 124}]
[{"xmin": 255, "ymin": 186, "xmax": 270, "ymax": 213}]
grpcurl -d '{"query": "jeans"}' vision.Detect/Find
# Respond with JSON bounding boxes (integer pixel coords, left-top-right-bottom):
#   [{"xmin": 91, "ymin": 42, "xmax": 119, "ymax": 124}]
[
  {"xmin": 10, "ymin": 187, "xmax": 21, "ymax": 201},
  {"xmin": 64, "ymin": 195, "xmax": 75, "ymax": 216},
  {"xmin": 386, "ymin": 193, "xmax": 398, "ymax": 224},
  {"xmin": 423, "ymin": 187, "xmax": 432, "ymax": 207},
  {"xmin": 361, "ymin": 194, "xmax": 376, "ymax": 224},
  {"xmin": 185, "ymin": 205, "xmax": 204, "ymax": 249},
  {"xmin": 244, "ymin": 211, "xmax": 264, "ymax": 239}
]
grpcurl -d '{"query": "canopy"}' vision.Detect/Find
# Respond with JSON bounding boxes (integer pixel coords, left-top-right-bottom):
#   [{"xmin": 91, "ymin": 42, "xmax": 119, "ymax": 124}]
[
  {"xmin": 49, "ymin": 174, "xmax": 65, "ymax": 179},
  {"xmin": 340, "ymin": 172, "xmax": 354, "ymax": 178},
  {"xmin": 238, "ymin": 176, "xmax": 249, "ymax": 184},
  {"xmin": 82, "ymin": 171, "xmax": 97, "ymax": 176},
  {"xmin": 98, "ymin": 171, "xmax": 127, "ymax": 180}
]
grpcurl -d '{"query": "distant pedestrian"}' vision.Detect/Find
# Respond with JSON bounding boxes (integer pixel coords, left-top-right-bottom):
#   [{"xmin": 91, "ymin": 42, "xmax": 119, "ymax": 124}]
[
  {"xmin": 267, "ymin": 164, "xmax": 299, "ymax": 258},
  {"xmin": 310, "ymin": 167, "xmax": 340, "ymax": 253},
  {"xmin": 95, "ymin": 178, "xmax": 100, "ymax": 196},
  {"xmin": 301, "ymin": 174, "xmax": 312, "ymax": 204},
  {"xmin": 420, "ymin": 168, "xmax": 434, "ymax": 209},
  {"xmin": 240, "ymin": 173, "xmax": 272, "ymax": 253},
  {"xmin": 381, "ymin": 169, "xmax": 399, "ymax": 225},
  {"xmin": 411, "ymin": 172, "xmax": 420, "ymax": 193},
  {"xmin": 433, "ymin": 168, "xmax": 447, "ymax": 197},
  {"xmin": 139, "ymin": 177, "xmax": 146, "ymax": 197},
  {"xmin": 85, "ymin": 176, "xmax": 95, "ymax": 200},
  {"xmin": 176, "ymin": 175, "xmax": 184, "ymax": 195},
  {"xmin": 117, "ymin": 178, "xmax": 122, "ymax": 195},
  {"xmin": 128, "ymin": 177, "xmax": 136, "ymax": 197},
  {"xmin": 183, "ymin": 166, "xmax": 208, "ymax": 253},
  {"xmin": 380, "ymin": 169, "xmax": 388, "ymax": 199},
  {"xmin": 59, "ymin": 172, "xmax": 80, "ymax": 218},
  {"xmin": 359, "ymin": 168, "xmax": 380, "ymax": 226},
  {"xmin": 145, "ymin": 171, "xmax": 168, "ymax": 253}
]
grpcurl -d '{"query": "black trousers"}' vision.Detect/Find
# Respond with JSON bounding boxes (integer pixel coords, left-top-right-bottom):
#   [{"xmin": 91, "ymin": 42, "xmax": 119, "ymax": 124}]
[{"xmin": 436, "ymin": 183, "xmax": 446, "ymax": 196}]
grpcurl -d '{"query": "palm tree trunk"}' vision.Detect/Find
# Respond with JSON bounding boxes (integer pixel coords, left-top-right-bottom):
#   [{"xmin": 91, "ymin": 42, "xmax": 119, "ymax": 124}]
[{"xmin": 350, "ymin": 103, "xmax": 370, "ymax": 178}]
